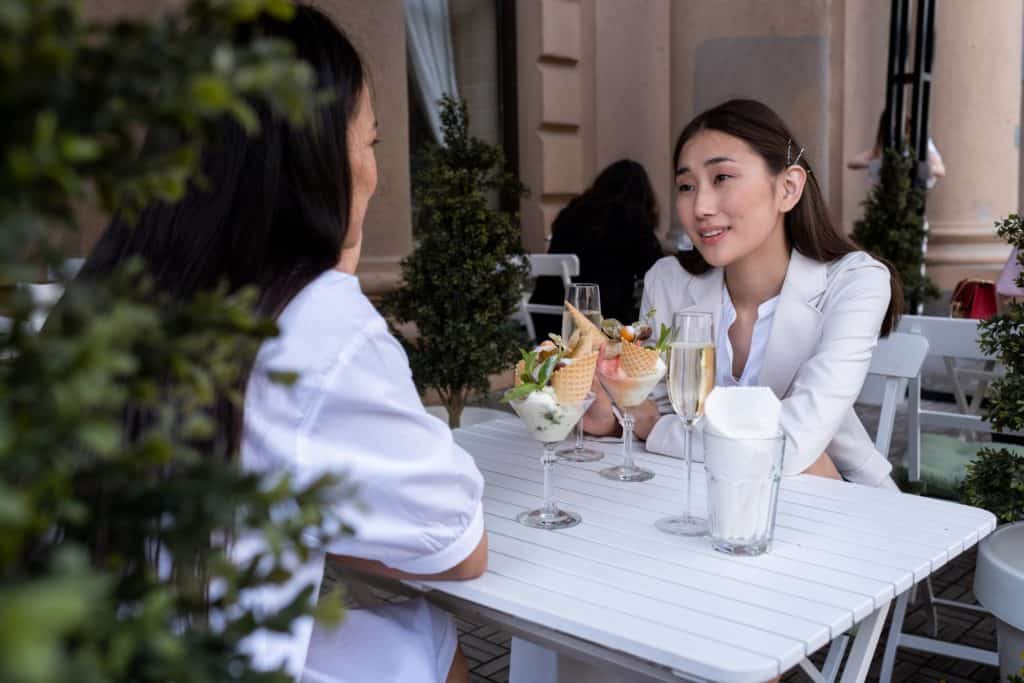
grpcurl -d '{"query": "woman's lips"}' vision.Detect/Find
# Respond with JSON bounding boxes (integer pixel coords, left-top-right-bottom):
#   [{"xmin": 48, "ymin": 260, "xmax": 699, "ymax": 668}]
[{"xmin": 698, "ymin": 227, "xmax": 729, "ymax": 245}]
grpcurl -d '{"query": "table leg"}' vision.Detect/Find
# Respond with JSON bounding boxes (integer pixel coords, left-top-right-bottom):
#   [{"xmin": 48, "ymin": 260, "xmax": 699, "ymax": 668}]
[
  {"xmin": 510, "ymin": 637, "xmax": 558, "ymax": 683},
  {"xmin": 839, "ymin": 599, "xmax": 892, "ymax": 683}
]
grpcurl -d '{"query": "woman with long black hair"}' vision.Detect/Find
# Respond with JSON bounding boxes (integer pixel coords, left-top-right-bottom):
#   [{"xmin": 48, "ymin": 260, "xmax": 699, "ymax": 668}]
[{"xmin": 81, "ymin": 7, "xmax": 484, "ymax": 683}]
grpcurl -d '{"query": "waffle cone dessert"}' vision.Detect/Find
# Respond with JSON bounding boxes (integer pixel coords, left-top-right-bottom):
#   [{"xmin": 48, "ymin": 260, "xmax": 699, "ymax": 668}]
[
  {"xmin": 564, "ymin": 301, "xmax": 604, "ymax": 358},
  {"xmin": 514, "ymin": 359, "xmax": 525, "ymax": 387},
  {"xmin": 619, "ymin": 341, "xmax": 661, "ymax": 377},
  {"xmin": 550, "ymin": 350, "xmax": 598, "ymax": 403}
]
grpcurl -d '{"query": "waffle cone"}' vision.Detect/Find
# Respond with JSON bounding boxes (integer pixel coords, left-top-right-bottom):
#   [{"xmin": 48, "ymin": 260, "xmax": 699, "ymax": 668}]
[
  {"xmin": 550, "ymin": 351, "xmax": 598, "ymax": 403},
  {"xmin": 513, "ymin": 359, "xmax": 525, "ymax": 387},
  {"xmin": 620, "ymin": 342, "xmax": 660, "ymax": 377},
  {"xmin": 564, "ymin": 301, "xmax": 604, "ymax": 358}
]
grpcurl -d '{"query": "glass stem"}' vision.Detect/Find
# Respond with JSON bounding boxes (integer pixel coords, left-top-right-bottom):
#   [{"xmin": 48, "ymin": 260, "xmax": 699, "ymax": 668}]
[
  {"xmin": 621, "ymin": 408, "xmax": 636, "ymax": 470},
  {"xmin": 683, "ymin": 424, "xmax": 693, "ymax": 520},
  {"xmin": 574, "ymin": 420, "xmax": 584, "ymax": 451},
  {"xmin": 541, "ymin": 444, "xmax": 558, "ymax": 516}
]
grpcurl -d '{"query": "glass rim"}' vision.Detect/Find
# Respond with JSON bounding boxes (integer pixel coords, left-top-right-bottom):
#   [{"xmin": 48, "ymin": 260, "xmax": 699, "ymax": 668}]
[
  {"xmin": 566, "ymin": 282, "xmax": 600, "ymax": 289},
  {"xmin": 672, "ymin": 311, "xmax": 713, "ymax": 320}
]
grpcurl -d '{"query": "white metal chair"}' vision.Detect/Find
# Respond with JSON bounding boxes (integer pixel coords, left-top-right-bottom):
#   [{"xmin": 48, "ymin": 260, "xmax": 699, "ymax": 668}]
[
  {"xmin": 872, "ymin": 318, "xmax": 1007, "ymax": 682},
  {"xmin": 801, "ymin": 333, "xmax": 930, "ymax": 683},
  {"xmin": 511, "ymin": 254, "xmax": 580, "ymax": 342},
  {"xmin": 896, "ymin": 315, "xmax": 1016, "ymax": 481}
]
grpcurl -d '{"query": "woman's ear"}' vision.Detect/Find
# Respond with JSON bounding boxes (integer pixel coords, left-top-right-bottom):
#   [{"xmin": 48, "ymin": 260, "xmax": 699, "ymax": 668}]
[{"xmin": 778, "ymin": 165, "xmax": 808, "ymax": 213}]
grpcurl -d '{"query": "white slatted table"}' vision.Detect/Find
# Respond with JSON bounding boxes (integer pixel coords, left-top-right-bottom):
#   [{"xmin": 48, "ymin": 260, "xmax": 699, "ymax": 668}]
[{"xmin": 415, "ymin": 417, "xmax": 996, "ymax": 683}]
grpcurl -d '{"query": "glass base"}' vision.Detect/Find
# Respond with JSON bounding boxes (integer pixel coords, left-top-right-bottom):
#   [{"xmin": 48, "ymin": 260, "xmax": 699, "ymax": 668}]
[
  {"xmin": 599, "ymin": 465, "xmax": 654, "ymax": 482},
  {"xmin": 712, "ymin": 539, "xmax": 770, "ymax": 556},
  {"xmin": 655, "ymin": 515, "xmax": 708, "ymax": 536},
  {"xmin": 556, "ymin": 445, "xmax": 604, "ymax": 462},
  {"xmin": 517, "ymin": 507, "xmax": 581, "ymax": 530}
]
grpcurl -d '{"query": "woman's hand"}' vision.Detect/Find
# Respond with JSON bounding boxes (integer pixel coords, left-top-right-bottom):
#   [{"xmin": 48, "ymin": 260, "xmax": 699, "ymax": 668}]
[
  {"xmin": 582, "ymin": 377, "xmax": 662, "ymax": 440},
  {"xmin": 583, "ymin": 377, "xmax": 620, "ymax": 436}
]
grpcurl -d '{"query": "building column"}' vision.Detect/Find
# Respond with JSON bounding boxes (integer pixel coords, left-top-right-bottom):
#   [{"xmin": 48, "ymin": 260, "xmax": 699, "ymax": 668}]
[
  {"xmin": 925, "ymin": 0, "xmax": 1021, "ymax": 288},
  {"xmin": 516, "ymin": 0, "xmax": 586, "ymax": 252}
]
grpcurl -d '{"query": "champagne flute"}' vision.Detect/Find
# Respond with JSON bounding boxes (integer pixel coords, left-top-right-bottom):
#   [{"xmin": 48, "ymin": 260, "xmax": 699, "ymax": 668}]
[
  {"xmin": 556, "ymin": 283, "xmax": 604, "ymax": 463},
  {"xmin": 655, "ymin": 312, "xmax": 715, "ymax": 536}
]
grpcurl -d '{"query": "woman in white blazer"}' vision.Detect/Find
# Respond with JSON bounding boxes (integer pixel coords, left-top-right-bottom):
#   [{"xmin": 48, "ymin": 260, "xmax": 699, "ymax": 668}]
[{"xmin": 584, "ymin": 99, "xmax": 902, "ymax": 489}]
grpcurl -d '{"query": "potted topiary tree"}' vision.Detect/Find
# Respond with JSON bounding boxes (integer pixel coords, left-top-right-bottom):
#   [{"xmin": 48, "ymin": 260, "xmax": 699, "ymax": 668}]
[
  {"xmin": 852, "ymin": 147, "xmax": 939, "ymax": 311},
  {"xmin": 963, "ymin": 213, "xmax": 1024, "ymax": 683},
  {"xmin": 381, "ymin": 95, "xmax": 529, "ymax": 428},
  {"xmin": 0, "ymin": 2, "xmax": 347, "ymax": 681}
]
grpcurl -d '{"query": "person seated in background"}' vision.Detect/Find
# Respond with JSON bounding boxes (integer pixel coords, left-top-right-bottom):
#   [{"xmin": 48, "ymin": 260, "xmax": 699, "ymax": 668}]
[
  {"xmin": 529, "ymin": 159, "xmax": 664, "ymax": 341},
  {"xmin": 847, "ymin": 112, "xmax": 945, "ymax": 189}
]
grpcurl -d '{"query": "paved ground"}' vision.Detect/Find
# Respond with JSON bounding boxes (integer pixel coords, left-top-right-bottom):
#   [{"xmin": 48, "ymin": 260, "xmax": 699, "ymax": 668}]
[{"xmin": 325, "ymin": 397, "xmax": 1005, "ymax": 682}]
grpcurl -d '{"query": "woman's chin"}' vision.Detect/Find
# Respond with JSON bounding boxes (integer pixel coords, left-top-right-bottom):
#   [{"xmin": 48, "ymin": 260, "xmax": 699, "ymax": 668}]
[{"xmin": 695, "ymin": 245, "xmax": 731, "ymax": 268}]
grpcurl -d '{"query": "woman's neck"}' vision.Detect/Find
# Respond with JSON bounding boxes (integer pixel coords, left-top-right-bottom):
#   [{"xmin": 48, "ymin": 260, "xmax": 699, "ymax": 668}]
[{"xmin": 724, "ymin": 226, "xmax": 791, "ymax": 309}]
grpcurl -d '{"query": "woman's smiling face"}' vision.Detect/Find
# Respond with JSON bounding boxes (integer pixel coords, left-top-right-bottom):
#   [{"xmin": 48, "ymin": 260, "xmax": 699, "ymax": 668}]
[{"xmin": 675, "ymin": 129, "xmax": 788, "ymax": 268}]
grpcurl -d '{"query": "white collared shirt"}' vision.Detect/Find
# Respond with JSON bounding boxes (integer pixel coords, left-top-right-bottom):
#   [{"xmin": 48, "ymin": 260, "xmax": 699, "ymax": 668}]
[
  {"xmin": 239, "ymin": 269, "xmax": 485, "ymax": 679},
  {"xmin": 717, "ymin": 286, "xmax": 779, "ymax": 387}
]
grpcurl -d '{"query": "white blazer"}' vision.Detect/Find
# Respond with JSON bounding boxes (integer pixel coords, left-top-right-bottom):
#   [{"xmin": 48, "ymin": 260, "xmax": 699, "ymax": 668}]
[{"xmin": 642, "ymin": 249, "xmax": 896, "ymax": 488}]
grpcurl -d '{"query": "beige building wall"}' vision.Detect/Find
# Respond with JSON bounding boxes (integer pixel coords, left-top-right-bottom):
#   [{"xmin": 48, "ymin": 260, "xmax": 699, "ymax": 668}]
[
  {"xmin": 925, "ymin": 0, "xmax": 1021, "ymax": 288},
  {"xmin": 83, "ymin": 1, "xmax": 1023, "ymax": 294},
  {"xmin": 451, "ymin": 0, "xmax": 501, "ymax": 145},
  {"xmin": 516, "ymin": 0, "xmax": 1022, "ymax": 291},
  {"xmin": 670, "ymin": 0, "xmax": 834, "ymax": 204}
]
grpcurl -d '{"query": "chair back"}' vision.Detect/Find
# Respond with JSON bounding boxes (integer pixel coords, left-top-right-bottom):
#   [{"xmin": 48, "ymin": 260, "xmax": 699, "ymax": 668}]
[
  {"xmin": 511, "ymin": 254, "xmax": 581, "ymax": 341},
  {"xmin": 864, "ymin": 332, "xmax": 930, "ymax": 456}
]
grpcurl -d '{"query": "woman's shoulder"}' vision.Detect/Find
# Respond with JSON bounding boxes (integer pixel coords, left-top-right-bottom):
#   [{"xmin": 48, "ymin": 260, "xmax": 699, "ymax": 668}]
[
  {"xmin": 644, "ymin": 254, "xmax": 714, "ymax": 288},
  {"xmin": 826, "ymin": 250, "xmax": 889, "ymax": 281},
  {"xmin": 646, "ymin": 254, "xmax": 688, "ymax": 281},
  {"xmin": 262, "ymin": 270, "xmax": 384, "ymax": 372},
  {"xmin": 820, "ymin": 251, "xmax": 891, "ymax": 301}
]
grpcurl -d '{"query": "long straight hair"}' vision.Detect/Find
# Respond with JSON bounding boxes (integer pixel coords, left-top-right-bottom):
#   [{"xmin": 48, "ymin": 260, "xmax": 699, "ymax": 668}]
[
  {"xmin": 78, "ymin": 6, "xmax": 366, "ymax": 456},
  {"xmin": 673, "ymin": 99, "xmax": 903, "ymax": 336}
]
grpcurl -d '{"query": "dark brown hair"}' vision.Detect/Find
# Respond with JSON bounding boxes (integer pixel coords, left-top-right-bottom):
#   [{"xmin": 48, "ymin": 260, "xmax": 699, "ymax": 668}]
[{"xmin": 673, "ymin": 99, "xmax": 902, "ymax": 336}]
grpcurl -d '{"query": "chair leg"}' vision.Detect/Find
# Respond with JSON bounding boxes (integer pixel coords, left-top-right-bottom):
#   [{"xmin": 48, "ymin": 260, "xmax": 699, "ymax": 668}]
[
  {"xmin": 907, "ymin": 376, "xmax": 922, "ymax": 483},
  {"xmin": 879, "ymin": 590, "xmax": 911, "ymax": 683}
]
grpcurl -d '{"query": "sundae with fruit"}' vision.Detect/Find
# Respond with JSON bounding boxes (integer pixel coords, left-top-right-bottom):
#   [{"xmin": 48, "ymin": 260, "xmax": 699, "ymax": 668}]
[
  {"xmin": 502, "ymin": 326, "xmax": 599, "ymax": 444},
  {"xmin": 594, "ymin": 309, "xmax": 671, "ymax": 407}
]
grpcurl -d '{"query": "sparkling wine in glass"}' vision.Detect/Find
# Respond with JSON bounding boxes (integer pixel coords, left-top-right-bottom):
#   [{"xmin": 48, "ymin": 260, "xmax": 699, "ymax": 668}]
[
  {"xmin": 556, "ymin": 283, "xmax": 604, "ymax": 463},
  {"xmin": 655, "ymin": 312, "xmax": 715, "ymax": 536}
]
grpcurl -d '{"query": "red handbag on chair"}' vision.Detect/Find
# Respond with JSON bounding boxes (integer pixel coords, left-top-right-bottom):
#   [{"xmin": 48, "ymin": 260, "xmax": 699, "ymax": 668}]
[{"xmin": 950, "ymin": 279, "xmax": 998, "ymax": 319}]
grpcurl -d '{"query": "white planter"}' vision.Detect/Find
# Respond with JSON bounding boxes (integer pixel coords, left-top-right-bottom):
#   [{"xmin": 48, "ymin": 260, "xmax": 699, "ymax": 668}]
[{"xmin": 974, "ymin": 521, "xmax": 1024, "ymax": 682}]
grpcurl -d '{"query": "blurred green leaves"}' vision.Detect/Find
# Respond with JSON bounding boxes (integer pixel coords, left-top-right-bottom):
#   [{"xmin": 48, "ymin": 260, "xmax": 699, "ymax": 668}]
[
  {"xmin": 0, "ymin": 2, "xmax": 349, "ymax": 682},
  {"xmin": 852, "ymin": 147, "xmax": 939, "ymax": 310}
]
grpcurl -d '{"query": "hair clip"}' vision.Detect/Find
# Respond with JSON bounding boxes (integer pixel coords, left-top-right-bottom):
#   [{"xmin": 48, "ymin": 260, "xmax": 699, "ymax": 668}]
[{"xmin": 786, "ymin": 139, "xmax": 806, "ymax": 168}]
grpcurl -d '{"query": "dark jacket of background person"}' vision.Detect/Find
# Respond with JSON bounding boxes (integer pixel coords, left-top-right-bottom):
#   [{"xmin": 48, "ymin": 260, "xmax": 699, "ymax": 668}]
[{"xmin": 529, "ymin": 159, "xmax": 664, "ymax": 341}]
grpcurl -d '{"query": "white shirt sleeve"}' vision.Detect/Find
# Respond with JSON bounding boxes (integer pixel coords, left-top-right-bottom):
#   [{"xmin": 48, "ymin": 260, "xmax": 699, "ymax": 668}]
[
  {"xmin": 778, "ymin": 261, "xmax": 891, "ymax": 475},
  {"xmin": 294, "ymin": 315, "xmax": 485, "ymax": 575}
]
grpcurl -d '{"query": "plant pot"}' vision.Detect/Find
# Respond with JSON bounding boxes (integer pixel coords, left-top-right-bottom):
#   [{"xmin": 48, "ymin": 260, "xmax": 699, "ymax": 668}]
[{"xmin": 974, "ymin": 521, "xmax": 1024, "ymax": 682}]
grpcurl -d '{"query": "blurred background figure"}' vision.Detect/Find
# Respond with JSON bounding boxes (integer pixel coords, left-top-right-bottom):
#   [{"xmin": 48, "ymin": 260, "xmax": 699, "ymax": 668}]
[
  {"xmin": 848, "ymin": 112, "xmax": 946, "ymax": 189},
  {"xmin": 529, "ymin": 159, "xmax": 664, "ymax": 341}
]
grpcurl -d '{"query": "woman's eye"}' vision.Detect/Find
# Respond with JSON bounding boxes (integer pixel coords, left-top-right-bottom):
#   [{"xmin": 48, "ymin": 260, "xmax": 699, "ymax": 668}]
[
  {"xmin": 677, "ymin": 183, "xmax": 694, "ymax": 193},
  {"xmin": 714, "ymin": 174, "xmax": 730, "ymax": 184},
  {"xmin": 371, "ymin": 138, "xmax": 381, "ymax": 147}
]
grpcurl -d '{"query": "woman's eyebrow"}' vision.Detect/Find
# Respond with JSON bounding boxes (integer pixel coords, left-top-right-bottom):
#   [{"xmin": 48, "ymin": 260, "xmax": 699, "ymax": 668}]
[{"xmin": 676, "ymin": 156, "xmax": 736, "ymax": 176}]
